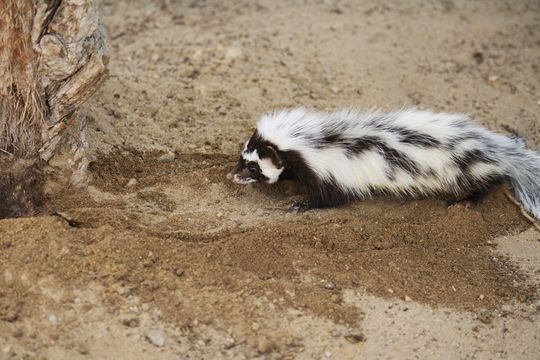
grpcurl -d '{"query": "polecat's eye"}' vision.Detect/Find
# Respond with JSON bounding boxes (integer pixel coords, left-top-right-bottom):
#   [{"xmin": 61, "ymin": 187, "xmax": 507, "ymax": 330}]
[{"xmin": 247, "ymin": 163, "xmax": 258, "ymax": 174}]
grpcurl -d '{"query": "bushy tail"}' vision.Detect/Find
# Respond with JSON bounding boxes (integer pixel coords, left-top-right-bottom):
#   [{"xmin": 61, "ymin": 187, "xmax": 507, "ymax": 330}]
[{"xmin": 505, "ymin": 147, "xmax": 540, "ymax": 220}]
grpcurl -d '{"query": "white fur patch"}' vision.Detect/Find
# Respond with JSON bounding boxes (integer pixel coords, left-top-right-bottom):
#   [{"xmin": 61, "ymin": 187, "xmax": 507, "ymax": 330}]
[
  {"xmin": 242, "ymin": 150, "xmax": 260, "ymax": 162},
  {"xmin": 258, "ymin": 158, "xmax": 283, "ymax": 184}
]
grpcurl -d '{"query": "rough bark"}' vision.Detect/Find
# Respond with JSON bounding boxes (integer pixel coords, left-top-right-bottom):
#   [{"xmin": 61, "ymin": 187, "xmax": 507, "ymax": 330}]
[{"xmin": 0, "ymin": 0, "xmax": 108, "ymax": 160}]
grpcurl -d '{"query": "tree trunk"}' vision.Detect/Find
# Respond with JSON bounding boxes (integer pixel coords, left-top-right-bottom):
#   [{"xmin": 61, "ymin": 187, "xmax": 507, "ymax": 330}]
[{"xmin": 0, "ymin": 0, "xmax": 108, "ymax": 160}]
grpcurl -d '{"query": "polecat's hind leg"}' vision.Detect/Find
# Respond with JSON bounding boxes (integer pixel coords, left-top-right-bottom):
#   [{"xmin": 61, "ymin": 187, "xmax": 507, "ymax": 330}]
[
  {"xmin": 447, "ymin": 176, "xmax": 506, "ymax": 208},
  {"xmin": 447, "ymin": 189, "xmax": 488, "ymax": 207}
]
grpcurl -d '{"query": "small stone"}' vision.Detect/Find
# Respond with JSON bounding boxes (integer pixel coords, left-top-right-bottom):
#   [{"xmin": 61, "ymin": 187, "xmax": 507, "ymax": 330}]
[
  {"xmin": 477, "ymin": 310, "xmax": 492, "ymax": 324},
  {"xmin": 320, "ymin": 281, "xmax": 336, "ymax": 290},
  {"xmin": 158, "ymin": 151, "xmax": 175, "ymax": 163},
  {"xmin": 330, "ymin": 86, "xmax": 340, "ymax": 94},
  {"xmin": 13, "ymin": 328, "xmax": 23, "ymax": 338},
  {"xmin": 488, "ymin": 75, "xmax": 498, "ymax": 82},
  {"xmin": 187, "ymin": 144, "xmax": 197, "ymax": 150},
  {"xmin": 216, "ymin": 212, "xmax": 224, "ymax": 219},
  {"xmin": 174, "ymin": 268, "xmax": 184, "ymax": 277},
  {"xmin": 345, "ymin": 333, "xmax": 366, "ymax": 343},
  {"xmin": 404, "ymin": 295, "xmax": 412, "ymax": 302},
  {"xmin": 387, "ymin": 288, "xmax": 394, "ymax": 294},
  {"xmin": 325, "ymin": 350, "xmax": 332, "ymax": 358},
  {"xmin": 20, "ymin": 273, "xmax": 30, "ymax": 287},
  {"xmin": 78, "ymin": 344, "xmax": 90, "ymax": 355},
  {"xmin": 330, "ymin": 5, "xmax": 343, "ymax": 14},
  {"xmin": 224, "ymin": 337, "xmax": 236, "ymax": 349},
  {"xmin": 479, "ymin": 294, "xmax": 485, "ymax": 300},
  {"xmin": 122, "ymin": 317, "xmax": 140, "ymax": 328},
  {"xmin": 256, "ymin": 337, "xmax": 272, "ymax": 353},
  {"xmin": 225, "ymin": 47, "xmax": 242, "ymax": 62},
  {"xmin": 2, "ymin": 311, "xmax": 19, "ymax": 322},
  {"xmin": 251, "ymin": 322, "xmax": 260, "ymax": 331},
  {"xmin": 48, "ymin": 314, "xmax": 58, "ymax": 326},
  {"xmin": 110, "ymin": 109, "xmax": 122, "ymax": 119},
  {"xmin": 126, "ymin": 178, "xmax": 137, "ymax": 187},
  {"xmin": 145, "ymin": 329, "xmax": 165, "ymax": 347},
  {"xmin": 473, "ymin": 52, "xmax": 484, "ymax": 65},
  {"xmin": 3, "ymin": 270, "xmax": 13, "ymax": 285}
]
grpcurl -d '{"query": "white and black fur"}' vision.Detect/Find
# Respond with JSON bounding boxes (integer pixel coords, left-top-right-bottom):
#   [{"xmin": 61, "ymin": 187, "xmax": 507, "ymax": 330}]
[{"xmin": 229, "ymin": 108, "xmax": 540, "ymax": 218}]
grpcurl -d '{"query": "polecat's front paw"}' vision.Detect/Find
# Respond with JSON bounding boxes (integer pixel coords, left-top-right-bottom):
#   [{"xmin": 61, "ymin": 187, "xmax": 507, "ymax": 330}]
[{"xmin": 289, "ymin": 200, "xmax": 310, "ymax": 212}]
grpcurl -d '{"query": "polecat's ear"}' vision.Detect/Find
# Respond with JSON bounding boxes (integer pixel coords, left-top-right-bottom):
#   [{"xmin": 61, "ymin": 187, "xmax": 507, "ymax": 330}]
[{"xmin": 265, "ymin": 145, "xmax": 283, "ymax": 168}]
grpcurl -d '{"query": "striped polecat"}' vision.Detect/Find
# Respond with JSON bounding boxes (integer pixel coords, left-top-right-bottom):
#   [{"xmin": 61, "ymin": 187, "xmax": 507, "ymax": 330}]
[{"xmin": 229, "ymin": 108, "xmax": 540, "ymax": 218}]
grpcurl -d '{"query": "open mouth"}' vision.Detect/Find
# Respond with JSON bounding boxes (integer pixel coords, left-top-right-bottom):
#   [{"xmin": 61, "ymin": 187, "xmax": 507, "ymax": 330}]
[{"xmin": 229, "ymin": 173, "xmax": 257, "ymax": 184}]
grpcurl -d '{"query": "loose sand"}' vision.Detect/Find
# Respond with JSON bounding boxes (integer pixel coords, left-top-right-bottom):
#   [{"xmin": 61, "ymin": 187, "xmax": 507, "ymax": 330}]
[{"xmin": 1, "ymin": 0, "xmax": 539, "ymax": 358}]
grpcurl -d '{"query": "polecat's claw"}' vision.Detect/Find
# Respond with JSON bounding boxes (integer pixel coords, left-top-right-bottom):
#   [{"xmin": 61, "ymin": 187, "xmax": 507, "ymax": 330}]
[{"xmin": 289, "ymin": 200, "xmax": 310, "ymax": 212}]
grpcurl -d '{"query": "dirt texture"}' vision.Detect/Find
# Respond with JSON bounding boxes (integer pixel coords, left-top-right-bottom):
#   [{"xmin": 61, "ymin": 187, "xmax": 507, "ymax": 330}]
[{"xmin": 1, "ymin": 0, "xmax": 539, "ymax": 359}]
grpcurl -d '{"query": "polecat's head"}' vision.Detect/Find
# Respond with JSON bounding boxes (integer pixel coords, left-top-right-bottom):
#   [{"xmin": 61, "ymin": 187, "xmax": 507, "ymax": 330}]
[{"xmin": 228, "ymin": 131, "xmax": 284, "ymax": 184}]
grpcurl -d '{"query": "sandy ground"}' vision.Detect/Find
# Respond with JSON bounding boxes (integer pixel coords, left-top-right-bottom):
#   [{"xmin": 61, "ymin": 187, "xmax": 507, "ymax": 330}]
[{"xmin": 1, "ymin": 0, "xmax": 540, "ymax": 358}]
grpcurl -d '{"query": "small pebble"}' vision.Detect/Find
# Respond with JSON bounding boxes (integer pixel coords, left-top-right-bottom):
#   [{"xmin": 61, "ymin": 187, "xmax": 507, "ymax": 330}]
[
  {"xmin": 224, "ymin": 337, "xmax": 236, "ymax": 349},
  {"xmin": 145, "ymin": 329, "xmax": 165, "ymax": 347},
  {"xmin": 174, "ymin": 268, "xmax": 185, "ymax": 277},
  {"xmin": 122, "ymin": 317, "xmax": 140, "ymax": 328},
  {"xmin": 477, "ymin": 310, "xmax": 493, "ymax": 324},
  {"xmin": 345, "ymin": 333, "xmax": 366, "ymax": 343},
  {"xmin": 320, "ymin": 281, "xmax": 336, "ymax": 290},
  {"xmin": 158, "ymin": 151, "xmax": 175, "ymax": 163},
  {"xmin": 3, "ymin": 270, "xmax": 13, "ymax": 285},
  {"xmin": 257, "ymin": 337, "xmax": 272, "ymax": 353},
  {"xmin": 13, "ymin": 328, "xmax": 23, "ymax": 338},
  {"xmin": 126, "ymin": 178, "xmax": 137, "ymax": 187},
  {"xmin": 479, "ymin": 294, "xmax": 485, "ymax": 300},
  {"xmin": 48, "ymin": 314, "xmax": 58, "ymax": 326},
  {"xmin": 325, "ymin": 350, "xmax": 332, "ymax": 358},
  {"xmin": 404, "ymin": 295, "xmax": 412, "ymax": 302}
]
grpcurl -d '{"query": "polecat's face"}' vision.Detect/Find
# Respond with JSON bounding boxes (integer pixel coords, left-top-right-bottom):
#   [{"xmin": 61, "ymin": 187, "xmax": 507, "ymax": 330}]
[{"xmin": 228, "ymin": 132, "xmax": 284, "ymax": 184}]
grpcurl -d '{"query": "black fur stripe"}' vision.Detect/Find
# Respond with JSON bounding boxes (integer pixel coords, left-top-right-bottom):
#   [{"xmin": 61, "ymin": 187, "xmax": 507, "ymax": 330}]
[
  {"xmin": 453, "ymin": 149, "xmax": 495, "ymax": 172},
  {"xmin": 313, "ymin": 133, "xmax": 420, "ymax": 175},
  {"xmin": 393, "ymin": 127, "xmax": 441, "ymax": 147},
  {"xmin": 277, "ymin": 149, "xmax": 355, "ymax": 208},
  {"xmin": 344, "ymin": 136, "xmax": 382, "ymax": 156},
  {"xmin": 377, "ymin": 143, "xmax": 419, "ymax": 174}
]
